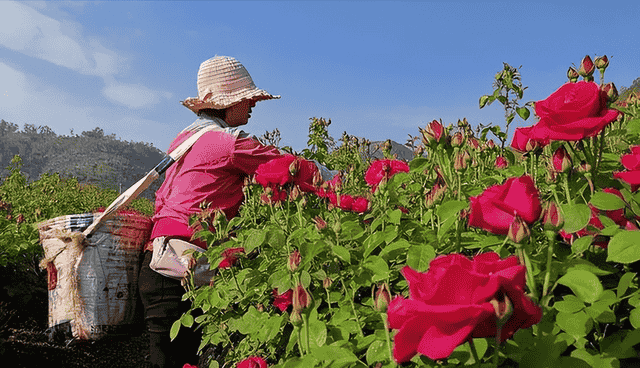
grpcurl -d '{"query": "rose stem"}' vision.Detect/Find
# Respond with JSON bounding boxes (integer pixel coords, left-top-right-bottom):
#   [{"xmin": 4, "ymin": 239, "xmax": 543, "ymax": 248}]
[
  {"xmin": 301, "ymin": 311, "xmax": 311, "ymax": 355},
  {"xmin": 295, "ymin": 324, "xmax": 304, "ymax": 356},
  {"xmin": 342, "ymin": 280, "xmax": 364, "ymax": 337},
  {"xmin": 542, "ymin": 230, "xmax": 556, "ymax": 306},
  {"xmin": 380, "ymin": 312, "xmax": 396, "ymax": 366},
  {"xmin": 562, "ymin": 175, "xmax": 573, "ymax": 205},
  {"xmin": 229, "ymin": 267, "xmax": 244, "ymax": 297},
  {"xmin": 493, "ymin": 330, "xmax": 501, "ymax": 368},
  {"xmin": 596, "ymin": 128, "xmax": 606, "ymax": 174}
]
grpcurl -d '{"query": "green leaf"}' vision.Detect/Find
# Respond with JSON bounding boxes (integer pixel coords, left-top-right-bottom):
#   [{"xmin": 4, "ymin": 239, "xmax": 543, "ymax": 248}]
[
  {"xmin": 170, "ymin": 319, "xmax": 181, "ymax": 340},
  {"xmin": 243, "ymin": 228, "xmax": 266, "ymax": 253},
  {"xmin": 379, "ymin": 239, "xmax": 412, "ymax": 260},
  {"xmin": 617, "ymin": 272, "xmax": 636, "ymax": 298},
  {"xmin": 607, "ymin": 230, "xmax": 640, "ymax": 264},
  {"xmin": 516, "ymin": 106, "xmax": 530, "ymax": 121},
  {"xmin": 590, "ymin": 191, "xmax": 627, "ymax": 211},
  {"xmin": 556, "ymin": 311, "xmax": 593, "ymax": 337},
  {"xmin": 332, "ymin": 245, "xmax": 351, "ymax": 263},
  {"xmin": 571, "ymin": 235, "xmax": 593, "ymax": 255},
  {"xmin": 557, "ymin": 270, "xmax": 603, "ymax": 304},
  {"xmin": 388, "ymin": 209, "xmax": 402, "ymax": 225},
  {"xmin": 180, "ymin": 313, "xmax": 194, "ymax": 328},
  {"xmin": 341, "ymin": 220, "xmax": 365, "ymax": 241},
  {"xmin": 436, "ymin": 200, "xmax": 468, "ymax": 220},
  {"xmin": 625, "ymin": 118, "xmax": 640, "ymax": 135},
  {"xmin": 409, "ymin": 157, "xmax": 429, "ymax": 172},
  {"xmin": 561, "ymin": 204, "xmax": 592, "ymax": 234},
  {"xmin": 363, "ymin": 255, "xmax": 390, "ymax": 282},
  {"xmin": 630, "ymin": 308, "xmax": 640, "ymax": 329},
  {"xmin": 554, "ymin": 295, "xmax": 585, "ymax": 314},
  {"xmin": 363, "ymin": 232, "xmax": 386, "ymax": 258},
  {"xmin": 366, "ymin": 339, "xmax": 388, "ymax": 366},
  {"xmin": 437, "ymin": 216, "xmax": 457, "ymax": 240},
  {"xmin": 406, "ymin": 244, "xmax": 436, "ymax": 272},
  {"xmin": 586, "ymin": 301, "xmax": 616, "ymax": 323}
]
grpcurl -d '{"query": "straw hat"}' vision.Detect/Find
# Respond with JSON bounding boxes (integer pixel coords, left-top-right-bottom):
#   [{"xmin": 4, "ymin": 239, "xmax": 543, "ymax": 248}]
[{"xmin": 181, "ymin": 56, "xmax": 280, "ymax": 113}]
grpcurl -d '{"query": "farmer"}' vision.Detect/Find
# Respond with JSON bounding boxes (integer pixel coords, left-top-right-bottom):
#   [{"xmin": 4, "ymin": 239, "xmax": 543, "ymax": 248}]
[{"xmin": 138, "ymin": 56, "xmax": 288, "ymax": 368}]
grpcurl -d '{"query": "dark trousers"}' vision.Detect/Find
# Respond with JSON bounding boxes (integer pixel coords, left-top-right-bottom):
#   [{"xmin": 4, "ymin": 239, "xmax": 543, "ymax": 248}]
[{"xmin": 138, "ymin": 251, "xmax": 201, "ymax": 368}]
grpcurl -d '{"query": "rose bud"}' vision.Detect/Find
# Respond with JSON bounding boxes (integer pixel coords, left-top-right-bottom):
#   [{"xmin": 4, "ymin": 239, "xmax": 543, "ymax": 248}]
[
  {"xmin": 602, "ymin": 82, "xmax": 618, "ymax": 103},
  {"xmin": 453, "ymin": 150, "xmax": 470, "ymax": 171},
  {"xmin": 323, "ymin": 277, "xmax": 333, "ymax": 289},
  {"xmin": 451, "ymin": 132, "xmax": 465, "ymax": 147},
  {"xmin": 292, "ymin": 284, "xmax": 311, "ymax": 312},
  {"xmin": 508, "ymin": 215, "xmax": 531, "ymax": 244},
  {"xmin": 495, "ymin": 156, "xmax": 508, "ymax": 169},
  {"xmin": 567, "ymin": 66, "xmax": 580, "ymax": 83},
  {"xmin": 16, "ymin": 214, "xmax": 24, "ymax": 224},
  {"xmin": 542, "ymin": 201, "xmax": 564, "ymax": 231},
  {"xmin": 288, "ymin": 250, "xmax": 301, "ymax": 272},
  {"xmin": 489, "ymin": 294, "xmax": 514, "ymax": 335},
  {"xmin": 484, "ymin": 139, "xmax": 496, "ymax": 150},
  {"xmin": 467, "ymin": 137, "xmax": 480, "ymax": 150},
  {"xmin": 578, "ymin": 161, "xmax": 592, "ymax": 174},
  {"xmin": 374, "ymin": 283, "xmax": 391, "ymax": 313},
  {"xmin": 420, "ymin": 120, "xmax": 445, "ymax": 146},
  {"xmin": 313, "ymin": 216, "xmax": 327, "ymax": 230},
  {"xmin": 552, "ymin": 146, "xmax": 572, "ymax": 174},
  {"xmin": 290, "ymin": 309, "xmax": 303, "ymax": 326},
  {"xmin": 594, "ymin": 55, "xmax": 609, "ymax": 72},
  {"xmin": 578, "ymin": 55, "xmax": 595, "ymax": 79}
]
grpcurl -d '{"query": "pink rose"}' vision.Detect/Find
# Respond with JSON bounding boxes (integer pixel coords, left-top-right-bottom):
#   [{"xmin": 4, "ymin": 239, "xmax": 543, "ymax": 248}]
[
  {"xmin": 528, "ymin": 81, "xmax": 620, "ymax": 142},
  {"xmin": 387, "ymin": 253, "xmax": 541, "ymax": 362},
  {"xmin": 237, "ymin": 356, "xmax": 267, "ymax": 368},
  {"xmin": 365, "ymin": 159, "xmax": 410, "ymax": 192},
  {"xmin": 218, "ymin": 247, "xmax": 244, "ymax": 269},
  {"xmin": 468, "ymin": 175, "xmax": 542, "ymax": 235}
]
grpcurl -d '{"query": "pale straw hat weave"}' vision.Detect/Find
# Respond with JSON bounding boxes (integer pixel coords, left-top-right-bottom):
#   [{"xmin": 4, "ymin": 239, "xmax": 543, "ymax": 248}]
[{"xmin": 181, "ymin": 56, "xmax": 280, "ymax": 113}]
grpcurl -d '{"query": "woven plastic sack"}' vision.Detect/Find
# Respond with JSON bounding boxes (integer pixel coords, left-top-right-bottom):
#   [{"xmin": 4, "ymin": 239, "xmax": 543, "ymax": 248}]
[{"xmin": 37, "ymin": 210, "xmax": 152, "ymax": 340}]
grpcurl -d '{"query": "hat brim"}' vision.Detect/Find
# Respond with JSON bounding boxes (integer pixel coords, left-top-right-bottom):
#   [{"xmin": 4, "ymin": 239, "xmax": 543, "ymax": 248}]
[{"xmin": 181, "ymin": 88, "xmax": 280, "ymax": 113}]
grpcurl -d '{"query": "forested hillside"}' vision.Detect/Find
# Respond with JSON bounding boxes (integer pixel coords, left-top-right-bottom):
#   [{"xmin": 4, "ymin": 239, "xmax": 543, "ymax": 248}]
[{"xmin": 0, "ymin": 120, "xmax": 165, "ymax": 201}]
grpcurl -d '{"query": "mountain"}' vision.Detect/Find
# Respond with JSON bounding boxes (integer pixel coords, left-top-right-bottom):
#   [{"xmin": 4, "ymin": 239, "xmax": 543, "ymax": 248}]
[{"xmin": 0, "ymin": 120, "xmax": 165, "ymax": 201}]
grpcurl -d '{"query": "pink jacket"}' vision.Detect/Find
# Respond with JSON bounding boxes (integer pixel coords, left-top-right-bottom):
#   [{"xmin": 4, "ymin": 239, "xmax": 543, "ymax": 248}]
[{"xmin": 146, "ymin": 124, "xmax": 281, "ymax": 251}]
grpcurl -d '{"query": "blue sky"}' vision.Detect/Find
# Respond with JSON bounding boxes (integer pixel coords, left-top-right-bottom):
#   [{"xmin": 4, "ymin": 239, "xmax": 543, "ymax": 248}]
[{"xmin": 1, "ymin": 1, "xmax": 639, "ymax": 153}]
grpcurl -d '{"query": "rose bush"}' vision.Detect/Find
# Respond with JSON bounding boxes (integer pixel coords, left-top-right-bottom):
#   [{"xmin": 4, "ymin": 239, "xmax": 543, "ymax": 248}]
[
  {"xmin": 387, "ymin": 253, "xmax": 542, "ymax": 362},
  {"xmin": 168, "ymin": 54, "xmax": 640, "ymax": 368}
]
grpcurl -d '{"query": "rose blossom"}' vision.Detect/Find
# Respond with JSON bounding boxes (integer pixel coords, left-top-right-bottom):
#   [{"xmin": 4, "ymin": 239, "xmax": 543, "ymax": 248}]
[
  {"xmin": 387, "ymin": 252, "xmax": 542, "ymax": 362},
  {"xmin": 237, "ymin": 356, "xmax": 267, "ymax": 368},
  {"xmin": 527, "ymin": 81, "xmax": 620, "ymax": 142},
  {"xmin": 468, "ymin": 175, "xmax": 542, "ymax": 235},
  {"xmin": 614, "ymin": 145, "xmax": 640, "ymax": 191},
  {"xmin": 272, "ymin": 288, "xmax": 293, "ymax": 312},
  {"xmin": 511, "ymin": 126, "xmax": 548, "ymax": 152},
  {"xmin": 365, "ymin": 159, "xmax": 410, "ymax": 192},
  {"xmin": 255, "ymin": 155, "xmax": 319, "ymax": 193},
  {"xmin": 495, "ymin": 156, "xmax": 508, "ymax": 169},
  {"xmin": 218, "ymin": 247, "xmax": 244, "ymax": 268}
]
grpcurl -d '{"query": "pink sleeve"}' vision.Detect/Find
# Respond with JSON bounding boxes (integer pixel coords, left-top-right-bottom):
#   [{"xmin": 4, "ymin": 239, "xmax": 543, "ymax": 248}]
[{"xmin": 231, "ymin": 137, "xmax": 283, "ymax": 175}]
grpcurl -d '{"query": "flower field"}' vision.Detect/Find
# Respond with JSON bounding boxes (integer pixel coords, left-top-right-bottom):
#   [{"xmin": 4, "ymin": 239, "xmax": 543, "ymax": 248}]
[
  {"xmin": 2, "ymin": 54, "xmax": 640, "ymax": 368},
  {"xmin": 176, "ymin": 55, "xmax": 640, "ymax": 367}
]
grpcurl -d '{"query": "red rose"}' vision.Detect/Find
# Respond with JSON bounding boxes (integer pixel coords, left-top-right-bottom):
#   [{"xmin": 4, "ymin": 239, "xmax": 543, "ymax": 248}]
[
  {"xmin": 255, "ymin": 155, "xmax": 319, "ymax": 193},
  {"xmin": 559, "ymin": 205, "xmax": 607, "ymax": 248},
  {"xmin": 552, "ymin": 146, "xmax": 572, "ymax": 173},
  {"xmin": 237, "ymin": 356, "xmax": 267, "ymax": 368},
  {"xmin": 614, "ymin": 146, "xmax": 640, "ymax": 191},
  {"xmin": 272, "ymin": 288, "xmax": 293, "ymax": 312},
  {"xmin": 387, "ymin": 253, "xmax": 541, "ymax": 362},
  {"xmin": 218, "ymin": 247, "xmax": 244, "ymax": 269},
  {"xmin": 329, "ymin": 193, "xmax": 369, "ymax": 214},
  {"xmin": 510, "ymin": 126, "xmax": 548, "ymax": 152},
  {"xmin": 494, "ymin": 156, "xmax": 508, "ymax": 169},
  {"xmin": 183, "ymin": 364, "xmax": 198, "ymax": 368},
  {"xmin": 528, "ymin": 81, "xmax": 619, "ymax": 142},
  {"xmin": 365, "ymin": 159, "xmax": 410, "ymax": 192},
  {"xmin": 468, "ymin": 175, "xmax": 542, "ymax": 235}
]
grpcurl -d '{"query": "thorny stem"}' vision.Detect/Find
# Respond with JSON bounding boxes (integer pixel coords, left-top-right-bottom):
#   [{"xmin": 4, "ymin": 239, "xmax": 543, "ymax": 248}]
[
  {"xmin": 380, "ymin": 312, "xmax": 396, "ymax": 366},
  {"xmin": 542, "ymin": 230, "xmax": 556, "ymax": 305},
  {"xmin": 342, "ymin": 280, "xmax": 364, "ymax": 337}
]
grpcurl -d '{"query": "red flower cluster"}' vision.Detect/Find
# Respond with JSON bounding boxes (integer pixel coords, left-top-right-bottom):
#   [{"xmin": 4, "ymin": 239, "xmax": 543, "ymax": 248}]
[
  {"xmin": 511, "ymin": 81, "xmax": 619, "ymax": 150},
  {"xmin": 254, "ymin": 155, "xmax": 320, "ymax": 204},
  {"xmin": 387, "ymin": 253, "xmax": 542, "ymax": 362},
  {"xmin": 364, "ymin": 159, "xmax": 410, "ymax": 192},
  {"xmin": 272, "ymin": 288, "xmax": 293, "ymax": 312},
  {"xmin": 237, "ymin": 356, "xmax": 267, "ymax": 368},
  {"xmin": 218, "ymin": 247, "xmax": 244, "ymax": 269},
  {"xmin": 468, "ymin": 175, "xmax": 542, "ymax": 235},
  {"xmin": 614, "ymin": 146, "xmax": 640, "ymax": 191},
  {"xmin": 327, "ymin": 193, "xmax": 370, "ymax": 213}
]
